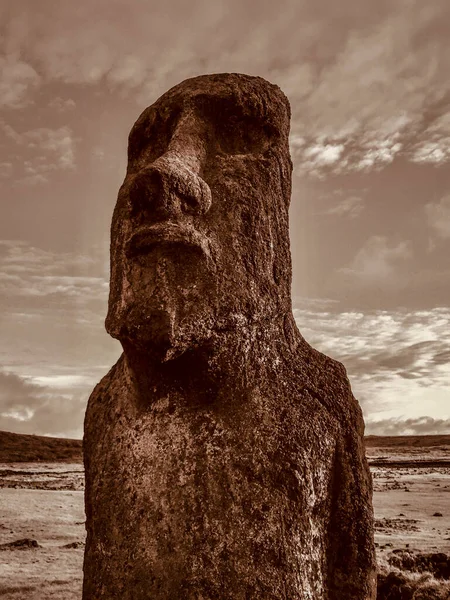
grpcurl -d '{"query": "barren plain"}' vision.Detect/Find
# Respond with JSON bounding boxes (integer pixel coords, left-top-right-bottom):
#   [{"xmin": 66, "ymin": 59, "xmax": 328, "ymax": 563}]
[{"xmin": 1, "ymin": 434, "xmax": 449, "ymax": 598}]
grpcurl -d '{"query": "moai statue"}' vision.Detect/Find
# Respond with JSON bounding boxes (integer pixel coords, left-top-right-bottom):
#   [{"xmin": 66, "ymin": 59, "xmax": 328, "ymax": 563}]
[{"xmin": 83, "ymin": 73, "xmax": 376, "ymax": 599}]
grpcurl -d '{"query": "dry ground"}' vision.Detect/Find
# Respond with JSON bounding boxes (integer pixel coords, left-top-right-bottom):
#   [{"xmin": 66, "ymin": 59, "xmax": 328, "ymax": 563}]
[
  {"xmin": 368, "ymin": 446, "xmax": 450, "ymax": 554},
  {"xmin": 0, "ymin": 466, "xmax": 84, "ymax": 599},
  {"xmin": 1, "ymin": 444, "xmax": 450, "ymax": 598}
]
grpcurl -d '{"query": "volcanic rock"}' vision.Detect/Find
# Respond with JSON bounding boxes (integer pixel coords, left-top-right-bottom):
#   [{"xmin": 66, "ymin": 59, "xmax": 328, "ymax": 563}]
[{"xmin": 83, "ymin": 73, "xmax": 376, "ymax": 599}]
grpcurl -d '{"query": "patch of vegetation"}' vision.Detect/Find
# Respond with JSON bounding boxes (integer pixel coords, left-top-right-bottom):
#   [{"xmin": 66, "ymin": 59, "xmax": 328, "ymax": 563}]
[
  {"xmin": 377, "ymin": 569, "xmax": 450, "ymax": 599},
  {"xmin": 388, "ymin": 551, "xmax": 450, "ymax": 580},
  {"xmin": 365, "ymin": 435, "xmax": 450, "ymax": 449},
  {"xmin": 2, "ymin": 430, "xmax": 448, "ymax": 463},
  {"xmin": 0, "ymin": 538, "xmax": 40, "ymax": 549},
  {"xmin": 0, "ymin": 431, "xmax": 82, "ymax": 463},
  {"xmin": 0, "ymin": 585, "xmax": 37, "ymax": 595}
]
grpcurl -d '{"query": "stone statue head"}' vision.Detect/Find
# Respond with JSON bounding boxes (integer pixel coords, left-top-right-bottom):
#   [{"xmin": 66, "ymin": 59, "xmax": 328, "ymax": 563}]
[{"xmin": 106, "ymin": 73, "xmax": 293, "ymax": 359}]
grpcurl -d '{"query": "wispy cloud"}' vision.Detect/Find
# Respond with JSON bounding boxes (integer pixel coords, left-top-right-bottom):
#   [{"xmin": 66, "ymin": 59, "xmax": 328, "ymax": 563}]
[
  {"xmin": 367, "ymin": 416, "xmax": 450, "ymax": 436},
  {"xmin": 295, "ymin": 305, "xmax": 450, "ymax": 432},
  {"xmin": 0, "ymin": 240, "xmax": 108, "ymax": 304},
  {"xmin": 411, "ymin": 141, "xmax": 449, "ymax": 165},
  {"xmin": 0, "ymin": 0, "xmax": 448, "ymax": 178},
  {"xmin": 47, "ymin": 96, "xmax": 76, "ymax": 112},
  {"xmin": 410, "ymin": 111, "xmax": 450, "ymax": 165},
  {"xmin": 425, "ymin": 194, "xmax": 450, "ymax": 240},
  {"xmin": 19, "ymin": 125, "xmax": 75, "ymax": 167},
  {"xmin": 292, "ymin": 135, "xmax": 404, "ymax": 178},
  {"xmin": 323, "ymin": 195, "xmax": 364, "ymax": 219},
  {"xmin": 0, "ymin": 240, "xmax": 119, "ymax": 436},
  {"xmin": 0, "ymin": 369, "xmax": 85, "ymax": 438},
  {"xmin": 0, "ymin": 55, "xmax": 41, "ymax": 109},
  {"xmin": 0, "ymin": 122, "xmax": 76, "ymax": 183},
  {"xmin": 290, "ymin": 5, "xmax": 449, "ymax": 176},
  {"xmin": 339, "ymin": 235, "xmax": 412, "ymax": 285},
  {"xmin": 0, "ymin": 161, "xmax": 13, "ymax": 178},
  {"xmin": 0, "ymin": 0, "xmax": 448, "ymax": 438},
  {"xmin": 297, "ymin": 142, "xmax": 345, "ymax": 177}
]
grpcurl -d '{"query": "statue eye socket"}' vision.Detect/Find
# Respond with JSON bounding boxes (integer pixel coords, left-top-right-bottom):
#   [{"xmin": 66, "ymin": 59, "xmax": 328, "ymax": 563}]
[
  {"xmin": 127, "ymin": 107, "xmax": 180, "ymax": 170},
  {"xmin": 194, "ymin": 95, "xmax": 277, "ymax": 156},
  {"xmin": 215, "ymin": 116, "xmax": 275, "ymax": 156}
]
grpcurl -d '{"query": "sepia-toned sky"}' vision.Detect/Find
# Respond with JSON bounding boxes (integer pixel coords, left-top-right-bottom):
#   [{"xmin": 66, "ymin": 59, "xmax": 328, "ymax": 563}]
[{"xmin": 1, "ymin": 0, "xmax": 449, "ymax": 438}]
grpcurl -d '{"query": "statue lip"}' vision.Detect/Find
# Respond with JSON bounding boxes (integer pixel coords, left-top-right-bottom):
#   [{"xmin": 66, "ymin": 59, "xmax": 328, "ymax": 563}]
[{"xmin": 126, "ymin": 222, "xmax": 212, "ymax": 259}]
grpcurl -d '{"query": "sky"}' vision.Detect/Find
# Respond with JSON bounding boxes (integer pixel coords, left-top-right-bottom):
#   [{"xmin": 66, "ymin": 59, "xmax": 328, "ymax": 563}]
[{"xmin": 0, "ymin": 0, "xmax": 449, "ymax": 438}]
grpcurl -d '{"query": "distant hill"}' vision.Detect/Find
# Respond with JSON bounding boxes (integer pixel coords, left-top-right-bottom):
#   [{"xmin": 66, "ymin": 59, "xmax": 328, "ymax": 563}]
[
  {"xmin": 1, "ymin": 431, "xmax": 449, "ymax": 463},
  {"xmin": 0, "ymin": 430, "xmax": 82, "ymax": 463},
  {"xmin": 364, "ymin": 434, "xmax": 450, "ymax": 448}
]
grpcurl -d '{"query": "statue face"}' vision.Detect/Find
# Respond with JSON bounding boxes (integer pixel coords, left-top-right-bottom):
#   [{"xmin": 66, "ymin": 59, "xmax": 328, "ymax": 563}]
[{"xmin": 106, "ymin": 74, "xmax": 292, "ymax": 359}]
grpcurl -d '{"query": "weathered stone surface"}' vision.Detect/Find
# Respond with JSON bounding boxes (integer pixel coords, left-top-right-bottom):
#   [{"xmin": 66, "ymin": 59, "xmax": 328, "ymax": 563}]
[{"xmin": 83, "ymin": 73, "xmax": 376, "ymax": 599}]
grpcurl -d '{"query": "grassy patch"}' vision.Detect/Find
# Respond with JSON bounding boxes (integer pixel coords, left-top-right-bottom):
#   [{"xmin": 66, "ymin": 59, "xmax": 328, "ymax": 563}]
[
  {"xmin": 366, "ymin": 435, "xmax": 450, "ymax": 449},
  {"xmin": 0, "ymin": 586, "xmax": 36, "ymax": 595},
  {"xmin": 377, "ymin": 569, "xmax": 450, "ymax": 599},
  {"xmin": 0, "ymin": 431, "xmax": 82, "ymax": 463}
]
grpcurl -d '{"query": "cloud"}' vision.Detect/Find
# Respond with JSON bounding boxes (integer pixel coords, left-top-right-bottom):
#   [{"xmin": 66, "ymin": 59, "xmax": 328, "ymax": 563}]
[
  {"xmin": 411, "ymin": 142, "xmax": 449, "ymax": 165},
  {"xmin": 0, "ymin": 369, "xmax": 85, "ymax": 438},
  {"xmin": 323, "ymin": 195, "xmax": 364, "ymax": 219},
  {"xmin": 0, "ymin": 240, "xmax": 114, "ymax": 355},
  {"xmin": 293, "ymin": 135, "xmax": 404, "ymax": 177},
  {"xmin": 355, "ymin": 138, "xmax": 403, "ymax": 172},
  {"xmin": 297, "ymin": 5, "xmax": 448, "ymax": 130},
  {"xmin": 0, "ymin": 0, "xmax": 448, "ymax": 178},
  {"xmin": 294, "ymin": 305, "xmax": 450, "ymax": 431},
  {"xmin": 425, "ymin": 194, "xmax": 450, "ymax": 239},
  {"xmin": 366, "ymin": 416, "xmax": 450, "ymax": 436},
  {"xmin": 0, "ymin": 240, "xmax": 108, "ymax": 305},
  {"xmin": 0, "ymin": 162, "xmax": 13, "ymax": 178},
  {"xmin": 29, "ymin": 374, "xmax": 93, "ymax": 388},
  {"xmin": 0, "ymin": 237, "xmax": 112, "ymax": 380},
  {"xmin": 17, "ymin": 173, "xmax": 49, "ymax": 186},
  {"xmin": 48, "ymin": 96, "xmax": 76, "ymax": 112},
  {"xmin": 0, "ymin": 240, "xmax": 119, "ymax": 437},
  {"xmin": 0, "ymin": 369, "xmax": 47, "ymax": 416},
  {"xmin": 372, "ymin": 339, "xmax": 450, "ymax": 372},
  {"xmin": 298, "ymin": 142, "xmax": 345, "ymax": 176},
  {"xmin": 0, "ymin": 55, "xmax": 41, "ymax": 108},
  {"xmin": 339, "ymin": 235, "xmax": 412, "ymax": 285},
  {"xmin": 410, "ymin": 111, "xmax": 450, "ymax": 165},
  {"xmin": 21, "ymin": 126, "xmax": 75, "ymax": 168},
  {"xmin": 287, "ymin": 4, "xmax": 448, "ymax": 175},
  {"xmin": 91, "ymin": 147, "xmax": 106, "ymax": 161},
  {"xmin": 107, "ymin": 54, "xmax": 148, "ymax": 88},
  {"xmin": 0, "ymin": 122, "xmax": 76, "ymax": 183}
]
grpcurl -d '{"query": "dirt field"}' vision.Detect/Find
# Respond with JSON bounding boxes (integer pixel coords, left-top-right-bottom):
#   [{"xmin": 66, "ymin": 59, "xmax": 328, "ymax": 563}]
[
  {"xmin": 1, "ymin": 446, "xmax": 450, "ymax": 599},
  {"xmin": 0, "ymin": 464, "xmax": 84, "ymax": 599},
  {"xmin": 370, "ymin": 446, "xmax": 450, "ymax": 556}
]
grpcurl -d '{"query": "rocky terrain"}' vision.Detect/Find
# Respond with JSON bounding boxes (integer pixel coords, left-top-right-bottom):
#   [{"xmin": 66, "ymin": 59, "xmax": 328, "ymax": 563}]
[{"xmin": 1, "ymin": 432, "xmax": 450, "ymax": 598}]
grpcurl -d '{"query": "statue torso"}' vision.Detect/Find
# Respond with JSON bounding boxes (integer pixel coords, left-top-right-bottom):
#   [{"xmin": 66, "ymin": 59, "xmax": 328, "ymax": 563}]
[{"xmin": 84, "ymin": 353, "xmax": 342, "ymax": 600}]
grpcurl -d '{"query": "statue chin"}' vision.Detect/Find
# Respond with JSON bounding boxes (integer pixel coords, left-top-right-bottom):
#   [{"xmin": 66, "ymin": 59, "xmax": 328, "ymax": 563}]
[
  {"xmin": 108, "ymin": 304, "xmax": 212, "ymax": 362},
  {"xmin": 107, "ymin": 306, "xmax": 168, "ymax": 353},
  {"xmin": 106, "ymin": 244, "xmax": 219, "ymax": 361}
]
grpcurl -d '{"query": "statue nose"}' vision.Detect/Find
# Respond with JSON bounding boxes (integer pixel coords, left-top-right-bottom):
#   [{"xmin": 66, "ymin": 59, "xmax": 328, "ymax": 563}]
[
  {"xmin": 129, "ymin": 155, "xmax": 212, "ymax": 222},
  {"xmin": 128, "ymin": 110, "xmax": 212, "ymax": 223}
]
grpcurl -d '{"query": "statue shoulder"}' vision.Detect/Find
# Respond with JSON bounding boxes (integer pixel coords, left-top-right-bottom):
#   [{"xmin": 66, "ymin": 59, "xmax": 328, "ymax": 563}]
[
  {"xmin": 292, "ymin": 341, "xmax": 365, "ymax": 436},
  {"xmin": 84, "ymin": 354, "xmax": 125, "ymax": 424},
  {"xmin": 88, "ymin": 354, "xmax": 125, "ymax": 398},
  {"xmin": 83, "ymin": 355, "xmax": 126, "ymax": 463}
]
